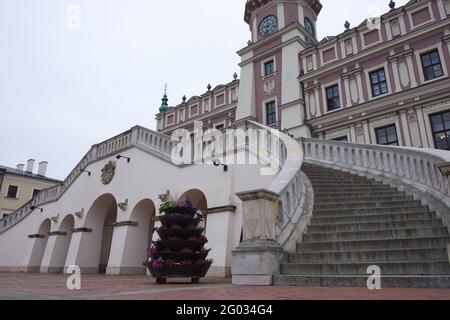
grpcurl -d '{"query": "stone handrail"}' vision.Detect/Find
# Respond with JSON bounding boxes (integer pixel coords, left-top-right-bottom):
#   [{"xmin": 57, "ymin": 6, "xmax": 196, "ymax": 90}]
[
  {"xmin": 0, "ymin": 126, "xmax": 174, "ymax": 234},
  {"xmin": 302, "ymin": 138, "xmax": 450, "ymax": 226},
  {"xmin": 238, "ymin": 121, "xmax": 307, "ymax": 250}
]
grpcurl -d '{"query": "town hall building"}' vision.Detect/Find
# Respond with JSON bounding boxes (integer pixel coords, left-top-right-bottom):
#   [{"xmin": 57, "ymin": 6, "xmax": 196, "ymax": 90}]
[{"xmin": 1, "ymin": 0, "xmax": 450, "ymax": 288}]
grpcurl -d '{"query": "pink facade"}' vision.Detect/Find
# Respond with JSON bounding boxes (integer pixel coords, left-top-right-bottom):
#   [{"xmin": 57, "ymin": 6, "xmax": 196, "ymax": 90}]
[{"xmin": 157, "ymin": 0, "xmax": 450, "ymax": 153}]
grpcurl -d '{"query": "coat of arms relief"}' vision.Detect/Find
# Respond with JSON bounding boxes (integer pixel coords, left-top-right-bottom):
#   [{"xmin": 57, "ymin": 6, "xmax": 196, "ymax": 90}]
[{"xmin": 101, "ymin": 161, "xmax": 116, "ymax": 185}]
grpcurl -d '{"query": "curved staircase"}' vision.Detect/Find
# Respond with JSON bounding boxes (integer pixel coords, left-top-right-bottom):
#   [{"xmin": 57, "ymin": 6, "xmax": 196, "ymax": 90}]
[{"xmin": 274, "ymin": 163, "xmax": 450, "ymax": 288}]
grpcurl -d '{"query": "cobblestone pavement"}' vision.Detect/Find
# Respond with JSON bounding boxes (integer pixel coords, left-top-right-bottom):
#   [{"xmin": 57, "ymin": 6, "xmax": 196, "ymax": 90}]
[{"xmin": 0, "ymin": 273, "xmax": 450, "ymax": 300}]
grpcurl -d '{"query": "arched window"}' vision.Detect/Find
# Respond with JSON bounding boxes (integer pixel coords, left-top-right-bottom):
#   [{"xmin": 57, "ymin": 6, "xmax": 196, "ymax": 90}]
[{"xmin": 304, "ymin": 17, "xmax": 315, "ymax": 37}]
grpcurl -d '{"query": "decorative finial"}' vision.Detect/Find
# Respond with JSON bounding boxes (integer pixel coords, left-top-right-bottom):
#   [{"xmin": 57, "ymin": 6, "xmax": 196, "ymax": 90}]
[
  {"xmin": 344, "ymin": 21, "xmax": 350, "ymax": 30},
  {"xmin": 159, "ymin": 84, "xmax": 169, "ymax": 113},
  {"xmin": 233, "ymin": 73, "xmax": 238, "ymax": 80},
  {"xmin": 389, "ymin": 0, "xmax": 396, "ymax": 10},
  {"xmin": 207, "ymin": 84, "xmax": 212, "ymax": 91},
  {"xmin": 182, "ymin": 95, "xmax": 186, "ymax": 103}
]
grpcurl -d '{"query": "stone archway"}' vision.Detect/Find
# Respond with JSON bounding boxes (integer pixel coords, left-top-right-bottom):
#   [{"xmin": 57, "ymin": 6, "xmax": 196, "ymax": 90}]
[
  {"xmin": 27, "ymin": 219, "xmax": 51, "ymax": 273},
  {"xmin": 47, "ymin": 215, "xmax": 75, "ymax": 273},
  {"xmin": 120, "ymin": 199, "xmax": 156, "ymax": 275},
  {"xmin": 76, "ymin": 194, "xmax": 118, "ymax": 274},
  {"xmin": 178, "ymin": 189, "xmax": 208, "ymax": 229}
]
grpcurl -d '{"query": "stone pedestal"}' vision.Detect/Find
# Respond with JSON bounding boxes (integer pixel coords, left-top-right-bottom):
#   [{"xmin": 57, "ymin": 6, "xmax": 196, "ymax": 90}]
[
  {"xmin": 232, "ymin": 189, "xmax": 284, "ymax": 285},
  {"xmin": 231, "ymin": 240, "xmax": 284, "ymax": 286}
]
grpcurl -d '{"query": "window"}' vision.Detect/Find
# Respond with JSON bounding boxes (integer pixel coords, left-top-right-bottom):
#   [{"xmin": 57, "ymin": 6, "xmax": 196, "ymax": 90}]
[
  {"xmin": 376, "ymin": 125, "xmax": 399, "ymax": 146},
  {"xmin": 264, "ymin": 60, "xmax": 275, "ymax": 76},
  {"xmin": 306, "ymin": 56, "xmax": 313, "ymax": 71},
  {"xmin": 332, "ymin": 136, "xmax": 348, "ymax": 142},
  {"xmin": 304, "ymin": 17, "xmax": 315, "ymax": 37},
  {"xmin": 430, "ymin": 111, "xmax": 450, "ymax": 150},
  {"xmin": 266, "ymin": 101, "xmax": 277, "ymax": 125},
  {"xmin": 32, "ymin": 189, "xmax": 40, "ymax": 199},
  {"xmin": 421, "ymin": 50, "xmax": 444, "ymax": 81},
  {"xmin": 6, "ymin": 185, "xmax": 18, "ymax": 199},
  {"xmin": 390, "ymin": 19, "xmax": 401, "ymax": 37},
  {"xmin": 369, "ymin": 69, "xmax": 389, "ymax": 97},
  {"xmin": 345, "ymin": 39, "xmax": 353, "ymax": 55},
  {"xmin": 326, "ymin": 85, "xmax": 341, "ymax": 111}
]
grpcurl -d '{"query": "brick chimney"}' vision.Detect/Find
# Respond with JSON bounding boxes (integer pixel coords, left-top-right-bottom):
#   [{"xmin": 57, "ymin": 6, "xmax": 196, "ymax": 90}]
[
  {"xmin": 38, "ymin": 161, "xmax": 48, "ymax": 176},
  {"xmin": 16, "ymin": 164, "xmax": 25, "ymax": 171}
]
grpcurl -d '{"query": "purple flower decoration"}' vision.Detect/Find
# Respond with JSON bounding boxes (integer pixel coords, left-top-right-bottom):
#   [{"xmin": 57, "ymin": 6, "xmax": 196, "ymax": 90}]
[
  {"xmin": 151, "ymin": 257, "xmax": 164, "ymax": 269},
  {"xmin": 148, "ymin": 246, "xmax": 156, "ymax": 257}
]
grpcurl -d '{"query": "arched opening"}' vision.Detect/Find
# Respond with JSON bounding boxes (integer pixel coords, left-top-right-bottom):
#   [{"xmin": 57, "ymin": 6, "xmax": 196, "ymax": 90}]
[
  {"xmin": 28, "ymin": 219, "xmax": 51, "ymax": 273},
  {"xmin": 121, "ymin": 199, "xmax": 156, "ymax": 274},
  {"xmin": 178, "ymin": 189, "xmax": 208, "ymax": 230},
  {"xmin": 76, "ymin": 194, "xmax": 117, "ymax": 274},
  {"xmin": 304, "ymin": 17, "xmax": 315, "ymax": 38},
  {"xmin": 48, "ymin": 215, "xmax": 74, "ymax": 273}
]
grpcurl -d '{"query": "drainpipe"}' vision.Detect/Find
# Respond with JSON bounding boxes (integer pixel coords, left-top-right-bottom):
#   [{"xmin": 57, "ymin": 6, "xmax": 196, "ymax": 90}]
[
  {"xmin": 0, "ymin": 169, "xmax": 5, "ymax": 192},
  {"xmin": 299, "ymin": 70, "xmax": 314, "ymax": 134}
]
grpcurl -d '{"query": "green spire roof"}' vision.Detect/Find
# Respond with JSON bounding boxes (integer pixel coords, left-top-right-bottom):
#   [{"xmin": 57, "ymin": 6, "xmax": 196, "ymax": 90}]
[{"xmin": 159, "ymin": 86, "xmax": 169, "ymax": 113}]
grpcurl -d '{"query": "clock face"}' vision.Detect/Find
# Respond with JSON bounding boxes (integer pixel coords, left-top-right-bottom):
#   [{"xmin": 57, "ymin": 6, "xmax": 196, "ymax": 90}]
[{"xmin": 258, "ymin": 15, "xmax": 278, "ymax": 37}]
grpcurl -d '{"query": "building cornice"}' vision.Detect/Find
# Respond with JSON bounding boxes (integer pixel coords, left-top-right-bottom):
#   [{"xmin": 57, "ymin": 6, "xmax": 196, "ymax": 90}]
[
  {"xmin": 160, "ymin": 104, "xmax": 237, "ymax": 134},
  {"xmin": 237, "ymin": 22, "xmax": 317, "ymax": 58},
  {"xmin": 299, "ymin": 17, "xmax": 450, "ymax": 81},
  {"xmin": 307, "ymin": 77, "xmax": 450, "ymax": 132},
  {"xmin": 244, "ymin": 0, "xmax": 322, "ymax": 24}
]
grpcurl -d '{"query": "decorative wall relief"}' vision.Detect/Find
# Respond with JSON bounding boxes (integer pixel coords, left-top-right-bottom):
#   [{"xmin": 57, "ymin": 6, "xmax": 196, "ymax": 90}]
[
  {"xmin": 399, "ymin": 63, "xmax": 410, "ymax": 87},
  {"xmin": 101, "ymin": 161, "xmax": 116, "ymax": 185},
  {"xmin": 309, "ymin": 93, "xmax": 317, "ymax": 117},
  {"xmin": 263, "ymin": 79, "xmax": 275, "ymax": 96},
  {"xmin": 350, "ymin": 80, "xmax": 359, "ymax": 104},
  {"xmin": 408, "ymin": 113, "xmax": 422, "ymax": 147}
]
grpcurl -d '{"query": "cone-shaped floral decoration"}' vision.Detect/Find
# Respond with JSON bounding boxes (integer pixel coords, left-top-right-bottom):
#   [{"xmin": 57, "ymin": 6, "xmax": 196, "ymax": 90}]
[{"xmin": 147, "ymin": 198, "xmax": 212, "ymax": 284}]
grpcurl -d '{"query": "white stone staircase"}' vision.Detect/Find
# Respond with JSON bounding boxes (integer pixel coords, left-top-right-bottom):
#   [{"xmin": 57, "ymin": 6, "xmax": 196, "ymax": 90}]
[{"xmin": 274, "ymin": 163, "xmax": 450, "ymax": 288}]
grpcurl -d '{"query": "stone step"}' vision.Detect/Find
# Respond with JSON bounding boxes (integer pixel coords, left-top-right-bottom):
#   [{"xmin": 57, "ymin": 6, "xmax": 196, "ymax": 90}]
[
  {"xmin": 314, "ymin": 206, "xmax": 430, "ymax": 217},
  {"xmin": 311, "ymin": 212, "xmax": 436, "ymax": 224},
  {"xmin": 303, "ymin": 227, "xmax": 449, "ymax": 242},
  {"xmin": 273, "ymin": 275, "xmax": 450, "ymax": 288},
  {"xmin": 280, "ymin": 261, "xmax": 450, "ymax": 276},
  {"xmin": 287, "ymin": 247, "xmax": 449, "ymax": 264},
  {"xmin": 315, "ymin": 195, "xmax": 414, "ymax": 204},
  {"xmin": 314, "ymin": 200, "xmax": 422, "ymax": 211},
  {"xmin": 308, "ymin": 219, "xmax": 444, "ymax": 233},
  {"xmin": 314, "ymin": 191, "xmax": 406, "ymax": 199},
  {"xmin": 296, "ymin": 236, "xmax": 450, "ymax": 252},
  {"xmin": 311, "ymin": 182, "xmax": 383, "ymax": 188},
  {"xmin": 312, "ymin": 186, "xmax": 393, "ymax": 193},
  {"xmin": 308, "ymin": 177, "xmax": 376, "ymax": 183}
]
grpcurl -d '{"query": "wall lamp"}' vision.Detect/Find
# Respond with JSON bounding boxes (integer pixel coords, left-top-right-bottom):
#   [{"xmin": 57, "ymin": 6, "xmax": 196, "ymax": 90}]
[
  {"xmin": 116, "ymin": 155, "xmax": 131, "ymax": 163},
  {"xmin": 31, "ymin": 206, "xmax": 44, "ymax": 213},
  {"xmin": 80, "ymin": 168, "xmax": 92, "ymax": 176},
  {"xmin": 213, "ymin": 159, "xmax": 228, "ymax": 172}
]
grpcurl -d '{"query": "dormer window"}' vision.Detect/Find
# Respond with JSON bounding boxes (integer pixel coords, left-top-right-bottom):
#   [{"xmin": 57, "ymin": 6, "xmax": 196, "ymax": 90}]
[
  {"xmin": 345, "ymin": 39, "xmax": 353, "ymax": 55},
  {"xmin": 390, "ymin": 19, "xmax": 401, "ymax": 37},
  {"xmin": 306, "ymin": 56, "xmax": 314, "ymax": 71},
  {"xmin": 304, "ymin": 17, "xmax": 315, "ymax": 38}
]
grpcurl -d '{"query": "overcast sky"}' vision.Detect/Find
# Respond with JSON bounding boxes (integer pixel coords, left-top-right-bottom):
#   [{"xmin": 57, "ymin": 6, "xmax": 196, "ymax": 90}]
[{"xmin": 0, "ymin": 0, "xmax": 409, "ymax": 180}]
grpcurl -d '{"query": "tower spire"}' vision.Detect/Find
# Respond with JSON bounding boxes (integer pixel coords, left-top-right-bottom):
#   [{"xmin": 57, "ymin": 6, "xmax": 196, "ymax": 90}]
[{"xmin": 159, "ymin": 84, "xmax": 169, "ymax": 113}]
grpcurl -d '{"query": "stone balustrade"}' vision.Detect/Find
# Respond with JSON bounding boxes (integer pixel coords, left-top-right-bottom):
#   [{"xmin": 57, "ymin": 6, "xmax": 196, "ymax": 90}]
[
  {"xmin": 302, "ymin": 138, "xmax": 450, "ymax": 227},
  {"xmin": 0, "ymin": 126, "xmax": 174, "ymax": 234}
]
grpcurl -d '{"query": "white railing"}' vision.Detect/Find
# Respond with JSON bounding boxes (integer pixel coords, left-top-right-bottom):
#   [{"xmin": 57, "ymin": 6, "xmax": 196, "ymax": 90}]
[
  {"xmin": 0, "ymin": 126, "xmax": 174, "ymax": 234},
  {"xmin": 302, "ymin": 138, "xmax": 450, "ymax": 220},
  {"xmin": 243, "ymin": 121, "xmax": 307, "ymax": 249}
]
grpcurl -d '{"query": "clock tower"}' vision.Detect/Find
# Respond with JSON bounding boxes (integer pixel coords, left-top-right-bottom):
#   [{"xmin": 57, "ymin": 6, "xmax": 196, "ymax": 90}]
[{"xmin": 236, "ymin": 0, "xmax": 322, "ymax": 138}]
